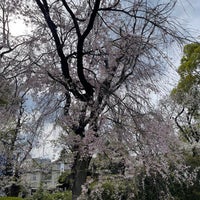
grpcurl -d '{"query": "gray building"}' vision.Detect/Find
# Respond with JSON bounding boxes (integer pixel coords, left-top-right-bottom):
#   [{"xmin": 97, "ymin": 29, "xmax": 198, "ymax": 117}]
[{"xmin": 21, "ymin": 158, "xmax": 70, "ymax": 193}]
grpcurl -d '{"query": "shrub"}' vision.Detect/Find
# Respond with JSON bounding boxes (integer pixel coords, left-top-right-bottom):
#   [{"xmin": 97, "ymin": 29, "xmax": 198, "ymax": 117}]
[
  {"xmin": 25, "ymin": 183, "xmax": 53, "ymax": 200},
  {"xmin": 25, "ymin": 191, "xmax": 72, "ymax": 200},
  {"xmin": 79, "ymin": 176, "xmax": 135, "ymax": 200},
  {"xmin": 51, "ymin": 191, "xmax": 72, "ymax": 200},
  {"xmin": 101, "ymin": 181, "xmax": 115, "ymax": 200},
  {"xmin": 58, "ymin": 170, "xmax": 73, "ymax": 190}
]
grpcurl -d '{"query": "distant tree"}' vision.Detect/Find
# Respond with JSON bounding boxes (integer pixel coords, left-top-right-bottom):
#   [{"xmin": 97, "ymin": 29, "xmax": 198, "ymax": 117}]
[{"xmin": 171, "ymin": 43, "xmax": 200, "ymax": 143}]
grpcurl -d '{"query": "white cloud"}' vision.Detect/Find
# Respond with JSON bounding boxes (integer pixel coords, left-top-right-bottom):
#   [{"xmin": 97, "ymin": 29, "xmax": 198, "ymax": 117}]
[
  {"xmin": 31, "ymin": 123, "xmax": 62, "ymax": 161},
  {"xmin": 175, "ymin": 0, "xmax": 200, "ymax": 37}
]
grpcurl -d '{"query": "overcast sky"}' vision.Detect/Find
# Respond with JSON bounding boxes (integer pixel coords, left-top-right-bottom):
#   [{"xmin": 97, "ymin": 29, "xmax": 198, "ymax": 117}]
[
  {"xmin": 175, "ymin": 0, "xmax": 200, "ymax": 37},
  {"xmin": 154, "ymin": 0, "xmax": 200, "ymax": 98}
]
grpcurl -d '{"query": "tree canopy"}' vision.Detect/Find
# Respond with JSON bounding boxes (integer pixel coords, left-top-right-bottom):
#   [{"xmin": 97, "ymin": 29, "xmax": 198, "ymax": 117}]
[
  {"xmin": 171, "ymin": 43, "xmax": 200, "ymax": 143},
  {"xmin": 172, "ymin": 43, "xmax": 200, "ymax": 101}
]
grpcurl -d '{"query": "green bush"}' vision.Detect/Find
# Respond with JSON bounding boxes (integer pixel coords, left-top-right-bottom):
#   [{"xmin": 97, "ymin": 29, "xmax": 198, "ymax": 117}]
[
  {"xmin": 101, "ymin": 181, "xmax": 115, "ymax": 200},
  {"xmin": 79, "ymin": 177, "xmax": 135, "ymax": 200},
  {"xmin": 51, "ymin": 191, "xmax": 72, "ymax": 200},
  {"xmin": 25, "ymin": 191, "xmax": 72, "ymax": 200},
  {"xmin": 24, "ymin": 183, "xmax": 52, "ymax": 200},
  {"xmin": 58, "ymin": 170, "xmax": 73, "ymax": 190}
]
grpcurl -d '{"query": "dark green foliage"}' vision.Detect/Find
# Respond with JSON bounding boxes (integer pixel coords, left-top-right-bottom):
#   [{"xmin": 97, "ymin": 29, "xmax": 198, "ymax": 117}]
[
  {"xmin": 4, "ymin": 184, "xmax": 21, "ymax": 197},
  {"xmin": 135, "ymin": 172, "xmax": 169, "ymax": 200},
  {"xmin": 170, "ymin": 152, "xmax": 200, "ymax": 200},
  {"xmin": 134, "ymin": 151, "xmax": 200, "ymax": 200},
  {"xmin": 108, "ymin": 160, "xmax": 125, "ymax": 175},
  {"xmin": 0, "ymin": 98, "xmax": 8, "ymax": 106},
  {"xmin": 169, "ymin": 180, "xmax": 200, "ymax": 200},
  {"xmin": 28, "ymin": 183, "xmax": 50, "ymax": 200},
  {"xmin": 58, "ymin": 170, "xmax": 73, "ymax": 190},
  {"xmin": 101, "ymin": 181, "xmax": 115, "ymax": 200},
  {"xmin": 80, "ymin": 177, "xmax": 135, "ymax": 200},
  {"xmin": 0, "ymin": 79, "xmax": 12, "ymax": 107},
  {"xmin": 25, "ymin": 187, "xmax": 72, "ymax": 200},
  {"xmin": 50, "ymin": 191, "xmax": 72, "ymax": 200}
]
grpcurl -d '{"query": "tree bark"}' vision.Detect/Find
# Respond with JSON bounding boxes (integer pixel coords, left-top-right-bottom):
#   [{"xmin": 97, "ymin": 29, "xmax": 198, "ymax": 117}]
[{"xmin": 72, "ymin": 151, "xmax": 91, "ymax": 200}]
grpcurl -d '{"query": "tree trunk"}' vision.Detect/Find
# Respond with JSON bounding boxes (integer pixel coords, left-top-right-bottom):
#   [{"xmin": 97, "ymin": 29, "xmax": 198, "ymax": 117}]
[{"xmin": 72, "ymin": 151, "xmax": 91, "ymax": 200}]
